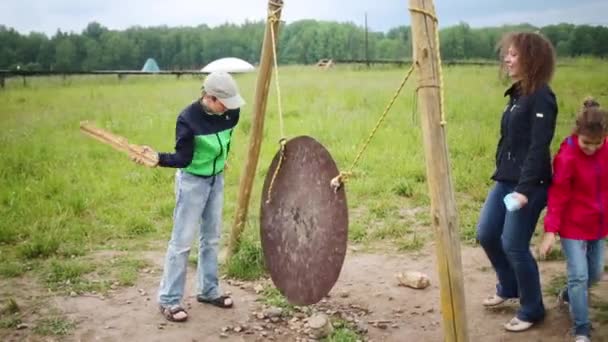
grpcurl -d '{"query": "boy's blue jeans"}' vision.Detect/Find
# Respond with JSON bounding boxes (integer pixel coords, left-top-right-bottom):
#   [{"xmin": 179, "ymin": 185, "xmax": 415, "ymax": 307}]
[
  {"xmin": 158, "ymin": 170, "xmax": 224, "ymax": 306},
  {"xmin": 476, "ymin": 181, "xmax": 547, "ymax": 322},
  {"xmin": 560, "ymin": 238, "xmax": 605, "ymax": 337}
]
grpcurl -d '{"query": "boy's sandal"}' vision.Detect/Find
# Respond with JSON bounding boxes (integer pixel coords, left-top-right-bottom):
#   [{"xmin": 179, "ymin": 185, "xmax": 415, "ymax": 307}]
[
  {"xmin": 482, "ymin": 294, "xmax": 507, "ymax": 307},
  {"xmin": 197, "ymin": 295, "xmax": 233, "ymax": 308},
  {"xmin": 575, "ymin": 335, "xmax": 590, "ymax": 342},
  {"xmin": 503, "ymin": 316, "xmax": 533, "ymax": 332},
  {"xmin": 159, "ymin": 304, "xmax": 188, "ymax": 322},
  {"xmin": 557, "ymin": 288, "xmax": 570, "ymax": 306}
]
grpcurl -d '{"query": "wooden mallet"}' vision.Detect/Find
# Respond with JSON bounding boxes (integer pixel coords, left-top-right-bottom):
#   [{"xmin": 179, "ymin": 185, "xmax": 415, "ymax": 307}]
[{"xmin": 79, "ymin": 121, "xmax": 158, "ymax": 167}]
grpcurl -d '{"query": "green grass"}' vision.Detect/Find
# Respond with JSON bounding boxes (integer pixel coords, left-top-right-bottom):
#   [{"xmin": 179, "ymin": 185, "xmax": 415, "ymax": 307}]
[
  {"xmin": 324, "ymin": 328, "xmax": 360, "ymax": 342},
  {"xmin": 259, "ymin": 285, "xmax": 295, "ymax": 315},
  {"xmin": 0, "ymin": 315, "xmax": 21, "ymax": 329},
  {"xmin": 45, "ymin": 259, "xmax": 94, "ymax": 286},
  {"xmin": 593, "ymin": 299, "xmax": 608, "ymax": 324},
  {"xmin": 392, "ymin": 179, "xmax": 415, "ymax": 198},
  {"xmin": 396, "ymin": 232, "xmax": 425, "ymax": 252},
  {"xmin": 1, "ymin": 298, "xmax": 20, "ymax": 316},
  {"xmin": 348, "ymin": 221, "xmax": 367, "ymax": 242},
  {"xmin": 457, "ymin": 197, "xmax": 483, "ymax": 244},
  {"xmin": 39, "ymin": 255, "xmax": 150, "ymax": 294},
  {"xmin": 112, "ymin": 257, "xmax": 151, "ymax": 286},
  {"xmin": 324, "ymin": 319, "xmax": 362, "ymax": 342},
  {"xmin": 545, "ymin": 273, "xmax": 567, "ymax": 297},
  {"xmin": 0, "ymin": 60, "xmax": 607, "ymax": 286},
  {"xmin": 0, "ymin": 261, "xmax": 26, "ymax": 278},
  {"xmin": 33, "ymin": 315, "xmax": 75, "ymax": 336},
  {"xmin": 223, "ymin": 232, "xmax": 266, "ymax": 280},
  {"xmin": 0, "ymin": 298, "xmax": 22, "ymax": 329},
  {"xmin": 542, "ymin": 246, "xmax": 565, "ymax": 262}
]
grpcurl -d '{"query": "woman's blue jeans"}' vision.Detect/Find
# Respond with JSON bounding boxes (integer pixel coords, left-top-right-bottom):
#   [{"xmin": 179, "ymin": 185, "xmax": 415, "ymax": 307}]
[{"xmin": 477, "ymin": 181, "xmax": 547, "ymax": 322}]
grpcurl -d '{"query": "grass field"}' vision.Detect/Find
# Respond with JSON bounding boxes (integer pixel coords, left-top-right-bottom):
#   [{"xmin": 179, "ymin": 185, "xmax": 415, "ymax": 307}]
[{"xmin": 0, "ymin": 59, "xmax": 607, "ymax": 294}]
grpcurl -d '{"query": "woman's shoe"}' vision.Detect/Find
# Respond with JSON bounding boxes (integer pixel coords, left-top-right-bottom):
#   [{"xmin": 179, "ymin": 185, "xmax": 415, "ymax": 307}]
[
  {"xmin": 482, "ymin": 294, "xmax": 507, "ymax": 307},
  {"xmin": 504, "ymin": 316, "xmax": 534, "ymax": 332}
]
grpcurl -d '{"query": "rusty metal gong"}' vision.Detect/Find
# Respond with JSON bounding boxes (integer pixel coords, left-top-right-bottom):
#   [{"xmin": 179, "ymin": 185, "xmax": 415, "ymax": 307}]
[{"xmin": 260, "ymin": 136, "xmax": 348, "ymax": 305}]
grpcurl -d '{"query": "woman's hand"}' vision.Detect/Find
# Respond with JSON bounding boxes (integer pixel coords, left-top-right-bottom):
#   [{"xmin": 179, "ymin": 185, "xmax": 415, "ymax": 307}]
[{"xmin": 538, "ymin": 232, "xmax": 556, "ymax": 259}]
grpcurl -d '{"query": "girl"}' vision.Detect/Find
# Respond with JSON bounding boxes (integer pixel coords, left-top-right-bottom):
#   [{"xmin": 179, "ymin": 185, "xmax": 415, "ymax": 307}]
[{"xmin": 539, "ymin": 98, "xmax": 608, "ymax": 342}]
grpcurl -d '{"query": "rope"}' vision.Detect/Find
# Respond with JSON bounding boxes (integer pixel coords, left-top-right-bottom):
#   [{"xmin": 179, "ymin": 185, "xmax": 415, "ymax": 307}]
[
  {"xmin": 268, "ymin": 6, "xmax": 284, "ymax": 139},
  {"xmin": 330, "ymin": 65, "xmax": 415, "ymax": 191},
  {"xmin": 331, "ymin": 6, "xmax": 446, "ymax": 191},
  {"xmin": 265, "ymin": 2, "xmax": 286, "ymax": 204},
  {"xmin": 413, "ymin": 84, "xmax": 439, "ymax": 123},
  {"xmin": 262, "ymin": 2, "xmax": 446, "ymax": 194},
  {"xmin": 408, "ymin": 6, "xmax": 446, "ymax": 126},
  {"xmin": 265, "ymin": 138, "xmax": 286, "ymax": 204},
  {"xmin": 408, "ymin": 7, "xmax": 438, "ymax": 22},
  {"xmin": 268, "ymin": 0, "xmax": 283, "ymax": 9}
]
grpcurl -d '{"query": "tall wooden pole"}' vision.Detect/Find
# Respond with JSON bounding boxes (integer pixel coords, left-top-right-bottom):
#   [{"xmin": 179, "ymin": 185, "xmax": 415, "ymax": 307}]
[
  {"xmin": 228, "ymin": 0, "xmax": 283, "ymax": 259},
  {"xmin": 409, "ymin": 0, "xmax": 469, "ymax": 341}
]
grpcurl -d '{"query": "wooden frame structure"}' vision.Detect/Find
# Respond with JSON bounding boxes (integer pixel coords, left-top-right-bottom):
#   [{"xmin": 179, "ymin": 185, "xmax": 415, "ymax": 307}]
[{"xmin": 228, "ymin": 0, "xmax": 469, "ymax": 340}]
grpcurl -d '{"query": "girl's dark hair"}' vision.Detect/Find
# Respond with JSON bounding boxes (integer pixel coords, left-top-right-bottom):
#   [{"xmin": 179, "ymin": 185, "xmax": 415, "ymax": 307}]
[
  {"xmin": 498, "ymin": 32, "xmax": 556, "ymax": 95},
  {"xmin": 574, "ymin": 97, "xmax": 608, "ymax": 138}
]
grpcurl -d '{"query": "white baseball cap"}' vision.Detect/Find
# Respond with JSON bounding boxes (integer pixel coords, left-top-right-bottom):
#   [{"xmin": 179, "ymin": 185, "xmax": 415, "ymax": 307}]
[{"xmin": 203, "ymin": 71, "xmax": 245, "ymax": 109}]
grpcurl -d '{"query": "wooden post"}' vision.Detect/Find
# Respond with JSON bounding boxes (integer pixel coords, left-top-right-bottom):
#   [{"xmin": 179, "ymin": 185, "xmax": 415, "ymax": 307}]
[
  {"xmin": 228, "ymin": 0, "xmax": 283, "ymax": 259},
  {"xmin": 409, "ymin": 1, "xmax": 469, "ymax": 341}
]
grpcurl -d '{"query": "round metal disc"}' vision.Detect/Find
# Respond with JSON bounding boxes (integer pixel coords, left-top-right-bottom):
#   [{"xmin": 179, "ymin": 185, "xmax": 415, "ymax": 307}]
[{"xmin": 260, "ymin": 136, "xmax": 348, "ymax": 305}]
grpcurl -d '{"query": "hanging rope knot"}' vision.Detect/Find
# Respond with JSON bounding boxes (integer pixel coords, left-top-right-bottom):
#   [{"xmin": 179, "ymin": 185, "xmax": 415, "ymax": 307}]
[
  {"xmin": 330, "ymin": 171, "xmax": 351, "ymax": 193},
  {"xmin": 267, "ymin": 12, "xmax": 279, "ymax": 23},
  {"xmin": 267, "ymin": 1, "xmax": 283, "ymax": 23}
]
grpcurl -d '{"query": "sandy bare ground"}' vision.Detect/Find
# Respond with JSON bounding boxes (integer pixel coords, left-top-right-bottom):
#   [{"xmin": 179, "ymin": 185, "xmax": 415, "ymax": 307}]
[{"xmin": 2, "ymin": 243, "xmax": 608, "ymax": 342}]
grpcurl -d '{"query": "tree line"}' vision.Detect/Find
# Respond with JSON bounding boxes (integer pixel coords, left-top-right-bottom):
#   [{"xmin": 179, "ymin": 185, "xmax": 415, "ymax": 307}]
[{"xmin": 0, "ymin": 21, "xmax": 606, "ymax": 71}]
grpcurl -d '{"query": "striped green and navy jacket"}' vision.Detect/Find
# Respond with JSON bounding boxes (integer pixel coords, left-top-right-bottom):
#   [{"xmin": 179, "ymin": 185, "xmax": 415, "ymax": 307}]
[{"xmin": 158, "ymin": 100, "xmax": 239, "ymax": 176}]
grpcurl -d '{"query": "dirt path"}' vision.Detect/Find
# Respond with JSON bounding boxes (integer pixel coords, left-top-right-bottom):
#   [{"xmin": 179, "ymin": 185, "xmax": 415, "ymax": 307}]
[{"xmin": 3, "ymin": 243, "xmax": 608, "ymax": 341}]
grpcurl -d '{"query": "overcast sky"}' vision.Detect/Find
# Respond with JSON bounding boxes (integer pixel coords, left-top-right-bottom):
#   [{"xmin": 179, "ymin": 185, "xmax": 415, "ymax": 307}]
[{"xmin": 1, "ymin": 0, "xmax": 607, "ymax": 36}]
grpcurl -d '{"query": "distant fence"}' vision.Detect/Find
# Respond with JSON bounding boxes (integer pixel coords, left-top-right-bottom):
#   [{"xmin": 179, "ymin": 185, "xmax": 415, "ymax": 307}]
[
  {"xmin": 0, "ymin": 70, "xmax": 204, "ymax": 77},
  {"xmin": 334, "ymin": 59, "xmax": 499, "ymax": 66},
  {"xmin": 0, "ymin": 70, "xmax": 206, "ymax": 88},
  {"xmin": 0, "ymin": 61, "xmax": 503, "ymax": 88}
]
